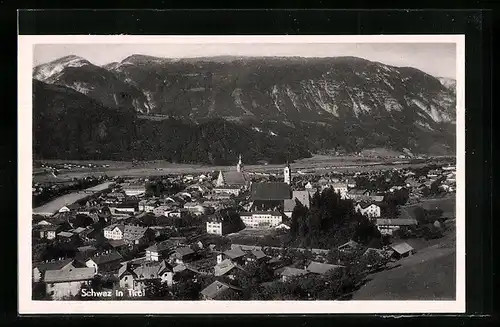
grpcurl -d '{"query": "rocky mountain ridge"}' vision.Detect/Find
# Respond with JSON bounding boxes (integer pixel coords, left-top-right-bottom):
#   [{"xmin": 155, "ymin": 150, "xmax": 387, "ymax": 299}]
[{"xmin": 33, "ymin": 54, "xmax": 457, "ymax": 159}]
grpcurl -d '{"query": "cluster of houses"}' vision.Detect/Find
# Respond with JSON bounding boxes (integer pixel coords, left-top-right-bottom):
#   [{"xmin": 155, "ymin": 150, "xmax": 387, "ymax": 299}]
[
  {"xmin": 32, "ymin": 156, "xmax": 453, "ymax": 300},
  {"xmin": 33, "ymin": 231, "xmax": 417, "ymax": 301}
]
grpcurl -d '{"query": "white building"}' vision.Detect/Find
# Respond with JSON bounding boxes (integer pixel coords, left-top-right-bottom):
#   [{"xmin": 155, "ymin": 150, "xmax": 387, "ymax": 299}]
[
  {"xmin": 240, "ymin": 211, "xmax": 282, "ymax": 228},
  {"xmin": 331, "ymin": 183, "xmax": 349, "ymax": 199},
  {"xmin": 206, "ymin": 221, "xmax": 223, "ymax": 235},
  {"xmin": 354, "ymin": 203, "xmax": 381, "ymax": 218},
  {"xmin": 103, "ymin": 224, "xmax": 123, "ymax": 240}
]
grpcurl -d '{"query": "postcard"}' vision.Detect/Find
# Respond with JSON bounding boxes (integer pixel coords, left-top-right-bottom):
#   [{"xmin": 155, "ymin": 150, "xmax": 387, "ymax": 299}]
[{"xmin": 18, "ymin": 34, "xmax": 465, "ymax": 314}]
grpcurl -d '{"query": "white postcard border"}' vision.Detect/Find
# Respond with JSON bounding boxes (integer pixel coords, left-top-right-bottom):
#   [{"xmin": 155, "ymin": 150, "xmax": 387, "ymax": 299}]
[{"xmin": 18, "ymin": 34, "xmax": 465, "ymax": 314}]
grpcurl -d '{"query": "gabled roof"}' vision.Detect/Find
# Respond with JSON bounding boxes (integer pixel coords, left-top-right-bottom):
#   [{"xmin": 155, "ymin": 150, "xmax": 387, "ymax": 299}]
[
  {"xmin": 376, "ymin": 218, "xmax": 417, "ymax": 226},
  {"xmin": 172, "ymin": 246, "xmax": 195, "ymax": 257},
  {"xmin": 123, "ymin": 225, "xmax": 149, "ymax": 240},
  {"xmin": 214, "ymin": 259, "xmax": 237, "ymax": 276},
  {"xmin": 133, "ymin": 264, "xmax": 161, "ymax": 280},
  {"xmin": 348, "ymin": 189, "xmax": 369, "ymax": 195},
  {"xmin": 200, "ymin": 280, "xmax": 242, "ymax": 300},
  {"xmin": 118, "ymin": 263, "xmax": 136, "ymax": 279},
  {"xmin": 390, "ymin": 242, "xmax": 414, "ymax": 255},
  {"xmin": 87, "ymin": 251, "xmax": 123, "ymax": 265},
  {"xmin": 363, "ymin": 248, "xmax": 394, "ymax": 258},
  {"xmin": 57, "ymin": 231, "xmax": 74, "ymax": 238},
  {"xmin": 306, "ymin": 261, "xmax": 344, "ymax": 275},
  {"xmin": 157, "ymin": 260, "xmax": 174, "ymax": 274},
  {"xmin": 77, "ymin": 245, "xmax": 96, "ymax": 252},
  {"xmin": 223, "ymin": 247, "xmax": 246, "ymax": 260},
  {"xmin": 107, "ymin": 239, "xmax": 128, "ymax": 248},
  {"xmin": 281, "ymin": 267, "xmax": 309, "ymax": 277},
  {"xmin": 44, "ymin": 267, "xmax": 95, "ymax": 283},
  {"xmin": 220, "ymin": 171, "xmax": 247, "ymax": 186},
  {"xmin": 249, "ymin": 249, "xmax": 267, "ymax": 260},
  {"xmin": 34, "ymin": 258, "xmax": 74, "ymax": 273},
  {"xmin": 103, "ymin": 224, "xmax": 124, "ymax": 232},
  {"xmin": 146, "ymin": 240, "xmax": 175, "ymax": 253},
  {"xmin": 71, "ymin": 227, "xmax": 87, "ymax": 234},
  {"xmin": 250, "ymin": 182, "xmax": 292, "ymax": 201},
  {"xmin": 338, "ymin": 240, "xmax": 360, "ymax": 251}
]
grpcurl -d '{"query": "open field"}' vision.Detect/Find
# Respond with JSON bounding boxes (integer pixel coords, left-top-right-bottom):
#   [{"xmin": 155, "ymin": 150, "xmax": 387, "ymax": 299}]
[
  {"xmin": 33, "ymin": 155, "xmax": 455, "ymax": 180},
  {"xmin": 353, "ymin": 229, "xmax": 456, "ymax": 300}
]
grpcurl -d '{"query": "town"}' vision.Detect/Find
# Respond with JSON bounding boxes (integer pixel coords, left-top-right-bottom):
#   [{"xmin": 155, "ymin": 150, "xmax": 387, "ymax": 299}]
[{"xmin": 32, "ymin": 156, "xmax": 456, "ymax": 301}]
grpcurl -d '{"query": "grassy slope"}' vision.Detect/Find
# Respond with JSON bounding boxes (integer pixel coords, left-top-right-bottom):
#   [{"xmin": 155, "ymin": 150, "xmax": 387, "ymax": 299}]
[{"xmin": 352, "ymin": 229, "xmax": 456, "ymax": 300}]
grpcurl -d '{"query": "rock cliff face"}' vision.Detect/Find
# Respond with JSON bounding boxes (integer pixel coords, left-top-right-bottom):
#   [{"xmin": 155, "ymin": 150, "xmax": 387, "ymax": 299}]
[
  {"xmin": 33, "ymin": 55, "xmax": 150, "ymax": 113},
  {"xmin": 33, "ymin": 55, "xmax": 456, "ymax": 160}
]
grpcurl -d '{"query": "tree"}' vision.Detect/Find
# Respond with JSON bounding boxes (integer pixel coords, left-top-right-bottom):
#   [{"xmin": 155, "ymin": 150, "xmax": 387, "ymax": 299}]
[
  {"xmin": 144, "ymin": 280, "xmax": 173, "ymax": 300},
  {"xmin": 354, "ymin": 215, "xmax": 379, "ymax": 244},
  {"xmin": 73, "ymin": 214, "xmax": 94, "ymax": 228},
  {"xmin": 171, "ymin": 279, "xmax": 202, "ymax": 300},
  {"xmin": 290, "ymin": 199, "xmax": 306, "ymax": 238}
]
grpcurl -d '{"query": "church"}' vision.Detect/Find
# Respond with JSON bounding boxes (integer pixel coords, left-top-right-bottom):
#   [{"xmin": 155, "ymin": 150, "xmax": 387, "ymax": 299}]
[{"xmin": 213, "ymin": 155, "xmax": 250, "ymax": 196}]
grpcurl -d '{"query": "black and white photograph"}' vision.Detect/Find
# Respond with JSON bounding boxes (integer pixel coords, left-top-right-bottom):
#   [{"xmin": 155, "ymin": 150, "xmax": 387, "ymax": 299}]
[{"xmin": 18, "ymin": 35, "xmax": 465, "ymax": 314}]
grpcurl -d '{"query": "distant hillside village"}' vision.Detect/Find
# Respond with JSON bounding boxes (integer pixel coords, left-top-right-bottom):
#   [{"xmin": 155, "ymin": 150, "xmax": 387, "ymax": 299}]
[{"xmin": 32, "ymin": 157, "xmax": 456, "ymax": 301}]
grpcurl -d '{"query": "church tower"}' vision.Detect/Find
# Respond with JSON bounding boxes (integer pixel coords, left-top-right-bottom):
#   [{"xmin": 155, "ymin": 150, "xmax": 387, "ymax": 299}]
[
  {"xmin": 236, "ymin": 154, "xmax": 243, "ymax": 172},
  {"xmin": 284, "ymin": 162, "xmax": 291, "ymax": 184}
]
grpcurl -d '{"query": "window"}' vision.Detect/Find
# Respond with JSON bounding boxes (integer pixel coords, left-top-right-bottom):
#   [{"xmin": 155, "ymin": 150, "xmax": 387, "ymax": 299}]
[{"xmin": 124, "ymin": 276, "xmax": 128, "ymax": 281}]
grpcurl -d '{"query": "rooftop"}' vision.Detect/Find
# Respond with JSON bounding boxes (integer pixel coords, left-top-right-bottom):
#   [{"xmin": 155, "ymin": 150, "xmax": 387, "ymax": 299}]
[
  {"xmin": 88, "ymin": 251, "xmax": 123, "ymax": 265},
  {"xmin": 44, "ymin": 267, "xmax": 95, "ymax": 283},
  {"xmin": 220, "ymin": 171, "xmax": 247, "ymax": 186},
  {"xmin": 200, "ymin": 280, "xmax": 242, "ymax": 300},
  {"xmin": 34, "ymin": 258, "xmax": 74, "ymax": 273},
  {"xmin": 390, "ymin": 242, "xmax": 414, "ymax": 254},
  {"xmin": 281, "ymin": 266, "xmax": 309, "ymax": 277},
  {"xmin": 306, "ymin": 261, "xmax": 345, "ymax": 275}
]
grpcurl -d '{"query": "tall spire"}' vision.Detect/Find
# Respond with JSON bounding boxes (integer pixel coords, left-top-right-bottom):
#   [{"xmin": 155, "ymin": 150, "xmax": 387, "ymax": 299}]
[
  {"xmin": 284, "ymin": 161, "xmax": 291, "ymax": 184},
  {"xmin": 237, "ymin": 154, "xmax": 243, "ymax": 172}
]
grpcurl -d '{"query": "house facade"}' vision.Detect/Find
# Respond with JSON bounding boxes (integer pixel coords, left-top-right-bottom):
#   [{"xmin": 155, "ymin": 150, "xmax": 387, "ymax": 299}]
[
  {"xmin": 375, "ymin": 218, "xmax": 418, "ymax": 235},
  {"xmin": 240, "ymin": 211, "xmax": 282, "ymax": 228},
  {"xmin": 44, "ymin": 267, "xmax": 95, "ymax": 300},
  {"xmin": 103, "ymin": 224, "xmax": 124, "ymax": 240},
  {"xmin": 354, "ymin": 203, "xmax": 382, "ymax": 218}
]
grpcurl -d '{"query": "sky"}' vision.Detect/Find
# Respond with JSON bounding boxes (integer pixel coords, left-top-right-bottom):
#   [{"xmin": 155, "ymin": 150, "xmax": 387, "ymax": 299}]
[{"xmin": 33, "ymin": 42, "xmax": 456, "ymax": 79}]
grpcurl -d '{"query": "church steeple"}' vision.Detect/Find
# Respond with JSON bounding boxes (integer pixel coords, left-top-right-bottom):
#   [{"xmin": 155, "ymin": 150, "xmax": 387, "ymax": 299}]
[
  {"xmin": 237, "ymin": 154, "xmax": 243, "ymax": 172},
  {"xmin": 284, "ymin": 161, "xmax": 291, "ymax": 184}
]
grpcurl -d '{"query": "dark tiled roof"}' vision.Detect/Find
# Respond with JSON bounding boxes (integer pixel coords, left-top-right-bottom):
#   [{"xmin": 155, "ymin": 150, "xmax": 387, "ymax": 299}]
[
  {"xmin": 88, "ymin": 251, "xmax": 123, "ymax": 265},
  {"xmin": 44, "ymin": 267, "xmax": 95, "ymax": 283},
  {"xmin": 200, "ymin": 280, "xmax": 242, "ymax": 299},
  {"xmin": 281, "ymin": 267, "xmax": 309, "ymax": 277},
  {"xmin": 146, "ymin": 240, "xmax": 175, "ymax": 253},
  {"xmin": 34, "ymin": 258, "xmax": 74, "ymax": 273},
  {"xmin": 390, "ymin": 242, "xmax": 414, "ymax": 254},
  {"xmin": 306, "ymin": 261, "xmax": 344, "ymax": 275},
  {"xmin": 107, "ymin": 239, "xmax": 128, "ymax": 248},
  {"xmin": 172, "ymin": 246, "xmax": 195, "ymax": 257},
  {"xmin": 223, "ymin": 247, "xmax": 246, "ymax": 259},
  {"xmin": 221, "ymin": 171, "xmax": 247, "ymax": 186},
  {"xmin": 250, "ymin": 182, "xmax": 292, "ymax": 201},
  {"xmin": 376, "ymin": 219, "xmax": 417, "ymax": 226}
]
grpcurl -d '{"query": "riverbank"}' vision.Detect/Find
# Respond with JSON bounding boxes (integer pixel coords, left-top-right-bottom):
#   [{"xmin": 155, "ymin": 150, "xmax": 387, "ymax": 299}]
[{"xmin": 32, "ymin": 181, "xmax": 114, "ymax": 217}]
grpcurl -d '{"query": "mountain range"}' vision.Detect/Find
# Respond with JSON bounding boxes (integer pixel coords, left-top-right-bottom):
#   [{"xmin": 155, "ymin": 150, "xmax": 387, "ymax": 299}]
[{"xmin": 32, "ymin": 54, "xmax": 457, "ymax": 164}]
